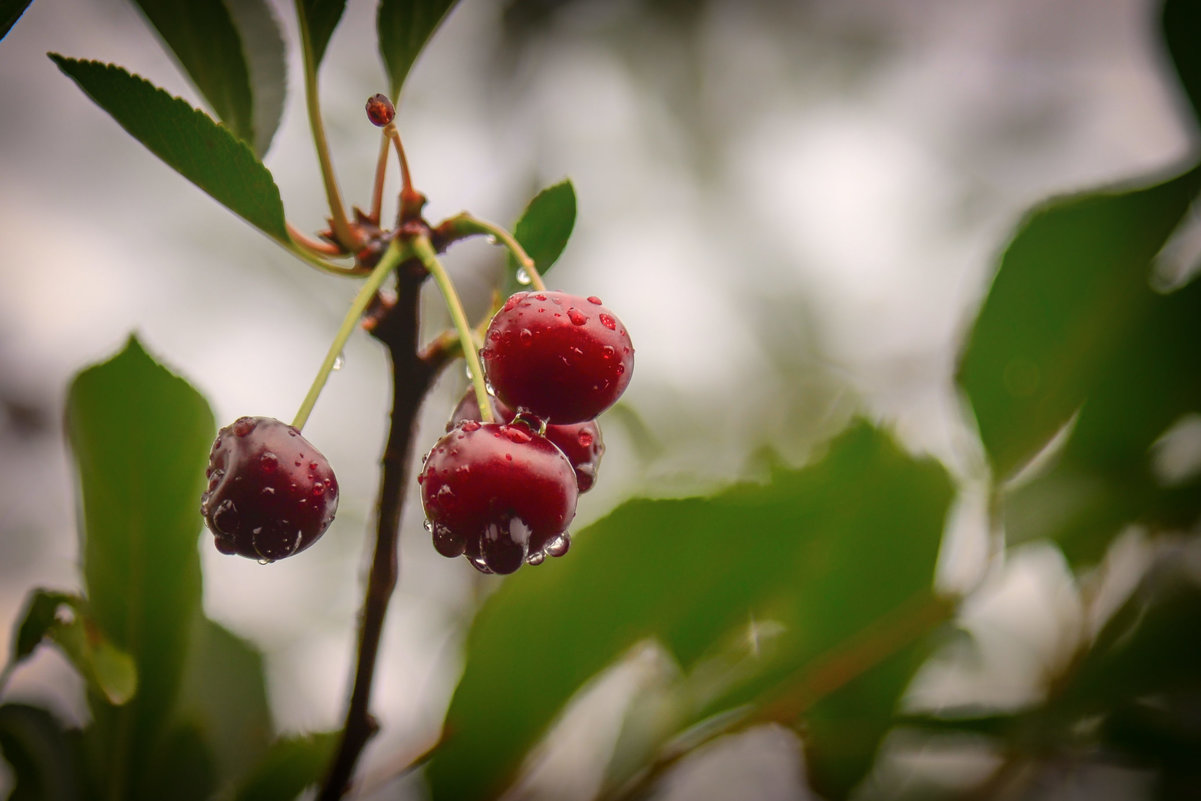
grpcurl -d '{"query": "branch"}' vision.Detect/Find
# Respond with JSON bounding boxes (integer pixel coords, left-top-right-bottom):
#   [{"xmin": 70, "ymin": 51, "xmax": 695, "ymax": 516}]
[{"xmin": 318, "ymin": 257, "xmax": 443, "ymax": 799}]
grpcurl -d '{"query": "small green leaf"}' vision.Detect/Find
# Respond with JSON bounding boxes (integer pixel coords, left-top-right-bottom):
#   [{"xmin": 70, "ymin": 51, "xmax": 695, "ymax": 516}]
[
  {"xmin": 0, "ymin": 0, "xmax": 33, "ymax": 42},
  {"xmin": 505, "ymin": 179, "xmax": 577, "ymax": 295},
  {"xmin": 956, "ymin": 166, "xmax": 1201, "ymax": 480},
  {"xmin": 301, "ymin": 0, "xmax": 347, "ymax": 68},
  {"xmin": 139, "ymin": 722, "xmax": 217, "ymax": 801},
  {"xmin": 65, "ymin": 335, "xmax": 215, "ymax": 795},
  {"xmin": 229, "ymin": 732, "xmax": 340, "ymax": 801},
  {"xmin": 49, "ymin": 55, "xmax": 289, "ymax": 242},
  {"xmin": 1163, "ymin": 0, "xmax": 1201, "ymax": 128},
  {"xmin": 0, "ymin": 704, "xmax": 85, "ymax": 801},
  {"xmin": 377, "ymin": 0, "xmax": 459, "ymax": 99},
  {"xmin": 10, "ymin": 589, "xmax": 73, "ymax": 665},
  {"xmin": 426, "ymin": 422, "xmax": 954, "ymax": 801},
  {"xmin": 7, "ymin": 590, "xmax": 138, "ymax": 707}
]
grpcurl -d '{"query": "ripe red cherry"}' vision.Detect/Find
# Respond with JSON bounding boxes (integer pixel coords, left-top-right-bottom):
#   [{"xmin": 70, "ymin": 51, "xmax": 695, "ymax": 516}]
[
  {"xmin": 200, "ymin": 416, "xmax": 338, "ymax": 562},
  {"xmin": 448, "ymin": 389, "xmax": 605, "ymax": 493},
  {"xmin": 365, "ymin": 93, "xmax": 395, "ymax": 127},
  {"xmin": 419, "ymin": 421, "xmax": 577, "ymax": 574},
  {"xmin": 481, "ymin": 291, "xmax": 634, "ymax": 424}
]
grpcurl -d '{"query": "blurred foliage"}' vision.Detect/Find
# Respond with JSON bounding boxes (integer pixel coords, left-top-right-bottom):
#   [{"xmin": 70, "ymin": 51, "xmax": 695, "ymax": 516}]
[{"xmin": 4, "ymin": 0, "xmax": 1201, "ymax": 800}]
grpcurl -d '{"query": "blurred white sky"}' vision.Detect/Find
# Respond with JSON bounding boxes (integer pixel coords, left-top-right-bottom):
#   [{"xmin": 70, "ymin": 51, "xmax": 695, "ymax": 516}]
[{"xmin": 0, "ymin": 0, "xmax": 1194, "ymax": 797}]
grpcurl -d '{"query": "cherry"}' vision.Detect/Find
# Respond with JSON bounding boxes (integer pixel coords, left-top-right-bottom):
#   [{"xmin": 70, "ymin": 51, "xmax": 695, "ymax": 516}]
[
  {"xmin": 419, "ymin": 420, "xmax": 577, "ymax": 574},
  {"xmin": 448, "ymin": 389, "xmax": 605, "ymax": 493},
  {"xmin": 200, "ymin": 416, "xmax": 338, "ymax": 562},
  {"xmin": 481, "ymin": 291, "xmax": 634, "ymax": 424}
]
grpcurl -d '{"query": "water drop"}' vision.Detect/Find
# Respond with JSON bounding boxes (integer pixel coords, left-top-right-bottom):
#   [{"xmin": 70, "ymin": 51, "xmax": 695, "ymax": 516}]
[
  {"xmin": 503, "ymin": 426, "xmax": 532, "ymax": 444},
  {"xmin": 615, "ymin": 364, "xmax": 626, "ymax": 375},
  {"xmin": 312, "ymin": 481, "xmax": 325, "ymax": 497},
  {"xmin": 599, "ymin": 313, "xmax": 617, "ymax": 330},
  {"xmin": 527, "ymin": 551, "xmax": 546, "ymax": 566},
  {"xmin": 332, "ymin": 351, "xmax": 345, "ymax": 371},
  {"xmin": 461, "ymin": 420, "xmax": 481, "ymax": 432},
  {"xmin": 577, "ymin": 430, "xmax": 594, "ymax": 447},
  {"xmin": 587, "ymin": 296, "xmax": 603, "ymax": 305},
  {"xmin": 601, "ymin": 345, "xmax": 615, "ymax": 360},
  {"xmin": 259, "ymin": 452, "xmax": 278, "ymax": 472},
  {"xmin": 423, "ymin": 519, "xmax": 432, "ymax": 532},
  {"xmin": 546, "ymin": 533, "xmax": 571, "ymax": 557},
  {"xmin": 261, "ymin": 486, "xmax": 275, "ymax": 497},
  {"xmin": 515, "ymin": 267, "xmax": 532, "ymax": 285},
  {"xmin": 567, "ymin": 308, "xmax": 587, "ymax": 326},
  {"xmin": 257, "ymin": 558, "xmax": 273, "ymax": 566},
  {"xmin": 212, "ymin": 499, "xmax": 239, "ymax": 534},
  {"xmin": 535, "ymin": 293, "xmax": 547, "ymax": 301},
  {"xmin": 503, "ymin": 295, "xmax": 522, "ymax": 312},
  {"xmin": 233, "ymin": 418, "xmax": 254, "ymax": 437},
  {"xmin": 519, "ymin": 329, "xmax": 533, "ymax": 346}
]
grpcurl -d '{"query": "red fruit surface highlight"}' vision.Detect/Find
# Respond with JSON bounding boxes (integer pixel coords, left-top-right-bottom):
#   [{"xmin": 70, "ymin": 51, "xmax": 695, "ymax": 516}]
[
  {"xmin": 420, "ymin": 421, "xmax": 578, "ymax": 574},
  {"xmin": 448, "ymin": 389, "xmax": 605, "ymax": 493},
  {"xmin": 481, "ymin": 291, "xmax": 634, "ymax": 424},
  {"xmin": 200, "ymin": 416, "xmax": 338, "ymax": 562}
]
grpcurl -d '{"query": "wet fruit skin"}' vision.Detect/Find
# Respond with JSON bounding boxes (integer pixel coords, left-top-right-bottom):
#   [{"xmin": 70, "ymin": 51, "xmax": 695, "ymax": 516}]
[
  {"xmin": 481, "ymin": 291, "xmax": 634, "ymax": 424},
  {"xmin": 200, "ymin": 416, "xmax": 338, "ymax": 562},
  {"xmin": 448, "ymin": 389, "xmax": 605, "ymax": 493},
  {"xmin": 419, "ymin": 421, "xmax": 578, "ymax": 574}
]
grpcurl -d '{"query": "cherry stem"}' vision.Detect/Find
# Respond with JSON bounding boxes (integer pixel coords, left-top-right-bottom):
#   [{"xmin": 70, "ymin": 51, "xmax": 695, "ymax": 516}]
[
  {"xmin": 292, "ymin": 238, "xmax": 408, "ymax": 431},
  {"xmin": 411, "ymin": 234, "xmax": 495, "ymax": 423},
  {"xmin": 369, "ymin": 132, "xmax": 391, "ymax": 224},
  {"xmin": 440, "ymin": 213, "xmax": 546, "ymax": 291},
  {"xmin": 294, "ymin": 0, "xmax": 361, "ymax": 251}
]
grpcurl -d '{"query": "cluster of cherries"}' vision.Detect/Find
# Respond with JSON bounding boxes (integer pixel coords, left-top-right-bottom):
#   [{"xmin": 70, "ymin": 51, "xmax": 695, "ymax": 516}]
[{"xmin": 419, "ymin": 290, "xmax": 634, "ymax": 574}]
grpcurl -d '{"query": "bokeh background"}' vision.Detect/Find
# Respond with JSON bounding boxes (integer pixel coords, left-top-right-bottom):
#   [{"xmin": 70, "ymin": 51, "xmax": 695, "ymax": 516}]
[{"xmin": 0, "ymin": 0, "xmax": 1195, "ymax": 798}]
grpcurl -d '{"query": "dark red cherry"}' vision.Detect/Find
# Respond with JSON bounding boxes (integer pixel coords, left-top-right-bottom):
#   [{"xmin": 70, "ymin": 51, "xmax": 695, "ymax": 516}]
[
  {"xmin": 481, "ymin": 291, "xmax": 634, "ymax": 424},
  {"xmin": 448, "ymin": 389, "xmax": 604, "ymax": 493},
  {"xmin": 200, "ymin": 416, "xmax": 338, "ymax": 562},
  {"xmin": 419, "ymin": 421, "xmax": 577, "ymax": 574}
]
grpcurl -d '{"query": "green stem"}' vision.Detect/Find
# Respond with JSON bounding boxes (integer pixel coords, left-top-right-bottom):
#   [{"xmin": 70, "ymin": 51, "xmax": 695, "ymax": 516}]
[
  {"xmin": 411, "ymin": 234, "xmax": 494, "ymax": 423},
  {"xmin": 294, "ymin": 0, "xmax": 360, "ymax": 251},
  {"xmin": 293, "ymin": 239, "xmax": 408, "ymax": 430},
  {"xmin": 442, "ymin": 213, "xmax": 546, "ymax": 291}
]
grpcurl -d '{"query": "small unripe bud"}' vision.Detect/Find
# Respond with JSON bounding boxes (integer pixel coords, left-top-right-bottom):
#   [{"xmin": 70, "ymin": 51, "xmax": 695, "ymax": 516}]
[{"xmin": 365, "ymin": 93, "xmax": 395, "ymax": 127}]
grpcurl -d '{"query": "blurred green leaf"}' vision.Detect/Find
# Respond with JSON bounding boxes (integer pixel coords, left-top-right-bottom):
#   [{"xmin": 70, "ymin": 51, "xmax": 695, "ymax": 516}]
[
  {"xmin": 49, "ymin": 55, "xmax": 289, "ymax": 242},
  {"xmin": 425, "ymin": 422, "xmax": 954, "ymax": 801},
  {"xmin": 65, "ymin": 335, "xmax": 215, "ymax": 800},
  {"xmin": 10, "ymin": 589, "xmax": 72, "ymax": 665},
  {"xmin": 0, "ymin": 0, "xmax": 32, "ymax": 42},
  {"xmin": 128, "ymin": 0, "xmax": 284, "ymax": 155},
  {"xmin": 138, "ymin": 722, "xmax": 217, "ymax": 801},
  {"xmin": 0, "ymin": 704, "xmax": 85, "ymax": 801},
  {"xmin": 1163, "ymin": 0, "xmax": 1201, "ymax": 128},
  {"xmin": 300, "ymin": 0, "xmax": 347, "ymax": 68},
  {"xmin": 175, "ymin": 616, "xmax": 274, "ymax": 787},
  {"xmin": 224, "ymin": 0, "xmax": 287, "ymax": 158},
  {"xmin": 1002, "ymin": 262, "xmax": 1201, "ymax": 565},
  {"xmin": 377, "ymin": 0, "xmax": 459, "ymax": 100},
  {"xmin": 7, "ymin": 589, "xmax": 137, "ymax": 706},
  {"xmin": 505, "ymin": 179, "xmax": 577, "ymax": 295},
  {"xmin": 957, "ymin": 166, "xmax": 1201, "ymax": 480},
  {"xmin": 229, "ymin": 732, "xmax": 339, "ymax": 801}
]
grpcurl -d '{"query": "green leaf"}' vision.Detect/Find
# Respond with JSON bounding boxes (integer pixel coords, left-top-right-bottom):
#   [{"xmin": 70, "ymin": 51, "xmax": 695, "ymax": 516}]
[
  {"xmin": 6, "ymin": 590, "xmax": 138, "ymax": 706},
  {"xmin": 138, "ymin": 722, "xmax": 217, "ymax": 801},
  {"xmin": 229, "ymin": 732, "xmax": 340, "ymax": 801},
  {"xmin": 956, "ymin": 166, "xmax": 1201, "ymax": 480},
  {"xmin": 65, "ymin": 335, "xmax": 215, "ymax": 798},
  {"xmin": 175, "ymin": 616, "xmax": 274, "ymax": 786},
  {"xmin": 10, "ymin": 589, "xmax": 73, "ymax": 665},
  {"xmin": 505, "ymin": 179, "xmax": 577, "ymax": 295},
  {"xmin": 0, "ymin": 0, "xmax": 33, "ymax": 42},
  {"xmin": 49, "ymin": 55, "xmax": 289, "ymax": 242},
  {"xmin": 377, "ymin": 0, "xmax": 459, "ymax": 100},
  {"xmin": 1002, "ymin": 274, "xmax": 1201, "ymax": 564},
  {"xmin": 0, "ymin": 704, "xmax": 85, "ymax": 801},
  {"xmin": 126, "ymin": 0, "xmax": 288, "ymax": 156},
  {"xmin": 1163, "ymin": 0, "xmax": 1201, "ymax": 128},
  {"xmin": 300, "ymin": 0, "xmax": 347, "ymax": 68},
  {"xmin": 224, "ymin": 0, "xmax": 288, "ymax": 158},
  {"xmin": 425, "ymin": 422, "xmax": 954, "ymax": 801}
]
